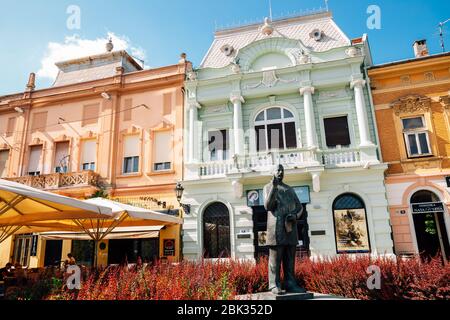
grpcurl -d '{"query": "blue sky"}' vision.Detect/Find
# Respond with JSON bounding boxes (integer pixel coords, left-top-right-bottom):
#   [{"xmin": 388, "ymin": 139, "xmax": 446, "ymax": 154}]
[{"xmin": 0, "ymin": 0, "xmax": 449, "ymax": 95}]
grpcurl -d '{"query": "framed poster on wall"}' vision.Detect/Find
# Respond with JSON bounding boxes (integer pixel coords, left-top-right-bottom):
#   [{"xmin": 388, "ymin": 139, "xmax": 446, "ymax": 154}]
[{"xmin": 333, "ymin": 208, "xmax": 370, "ymax": 253}]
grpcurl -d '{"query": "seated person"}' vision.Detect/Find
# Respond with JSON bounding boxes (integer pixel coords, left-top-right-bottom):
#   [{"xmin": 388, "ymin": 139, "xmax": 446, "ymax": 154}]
[{"xmin": 0, "ymin": 263, "xmax": 13, "ymax": 281}]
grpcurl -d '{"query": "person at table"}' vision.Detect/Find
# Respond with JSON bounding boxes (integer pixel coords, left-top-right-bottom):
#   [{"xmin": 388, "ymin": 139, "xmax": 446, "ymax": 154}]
[{"xmin": 0, "ymin": 263, "xmax": 12, "ymax": 281}]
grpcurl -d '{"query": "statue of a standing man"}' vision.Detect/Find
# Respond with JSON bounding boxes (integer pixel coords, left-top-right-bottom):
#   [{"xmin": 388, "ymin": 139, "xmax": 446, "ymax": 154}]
[{"xmin": 263, "ymin": 164, "xmax": 305, "ymax": 295}]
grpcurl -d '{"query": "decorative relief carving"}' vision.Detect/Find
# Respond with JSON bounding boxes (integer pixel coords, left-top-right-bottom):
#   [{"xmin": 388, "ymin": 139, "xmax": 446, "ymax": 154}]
[
  {"xmin": 345, "ymin": 47, "xmax": 361, "ymax": 57},
  {"xmin": 400, "ymin": 75, "xmax": 411, "ymax": 84},
  {"xmin": 440, "ymin": 94, "xmax": 450, "ymax": 110},
  {"xmin": 245, "ymin": 70, "xmax": 298, "ymax": 90},
  {"xmin": 391, "ymin": 95, "xmax": 431, "ymax": 115},
  {"xmin": 424, "ymin": 72, "xmax": 435, "ymax": 81},
  {"xmin": 204, "ymin": 105, "xmax": 230, "ymax": 114},
  {"xmin": 318, "ymin": 89, "xmax": 348, "ymax": 100}
]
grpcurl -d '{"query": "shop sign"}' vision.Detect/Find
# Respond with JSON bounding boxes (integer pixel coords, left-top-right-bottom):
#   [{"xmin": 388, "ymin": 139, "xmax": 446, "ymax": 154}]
[
  {"xmin": 246, "ymin": 186, "xmax": 310, "ymax": 207},
  {"xmin": 163, "ymin": 239, "xmax": 175, "ymax": 256},
  {"xmin": 411, "ymin": 202, "xmax": 444, "ymax": 214}
]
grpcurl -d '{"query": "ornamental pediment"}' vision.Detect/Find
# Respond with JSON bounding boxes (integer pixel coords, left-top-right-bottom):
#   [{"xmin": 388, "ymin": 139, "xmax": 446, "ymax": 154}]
[{"xmin": 391, "ymin": 95, "xmax": 431, "ymax": 115}]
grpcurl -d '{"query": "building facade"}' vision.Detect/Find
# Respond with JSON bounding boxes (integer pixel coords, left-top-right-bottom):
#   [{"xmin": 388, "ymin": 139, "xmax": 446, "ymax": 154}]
[
  {"xmin": 0, "ymin": 46, "xmax": 188, "ymax": 267},
  {"xmin": 181, "ymin": 12, "xmax": 394, "ymax": 261},
  {"xmin": 368, "ymin": 41, "xmax": 450, "ymax": 262}
]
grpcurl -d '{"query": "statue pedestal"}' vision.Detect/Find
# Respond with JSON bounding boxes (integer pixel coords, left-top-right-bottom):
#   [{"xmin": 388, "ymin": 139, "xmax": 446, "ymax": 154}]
[{"xmin": 238, "ymin": 291, "xmax": 314, "ymax": 300}]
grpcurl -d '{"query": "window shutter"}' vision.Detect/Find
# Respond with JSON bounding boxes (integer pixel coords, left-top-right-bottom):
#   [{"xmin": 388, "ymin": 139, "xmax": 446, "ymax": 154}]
[
  {"xmin": 81, "ymin": 140, "xmax": 96, "ymax": 164},
  {"xmin": 154, "ymin": 131, "xmax": 172, "ymax": 163},
  {"xmin": 31, "ymin": 112, "xmax": 47, "ymax": 132},
  {"xmin": 123, "ymin": 135, "xmax": 140, "ymax": 158},
  {"xmin": 0, "ymin": 150, "xmax": 9, "ymax": 177},
  {"xmin": 123, "ymin": 98, "xmax": 132, "ymax": 121},
  {"xmin": 54, "ymin": 142, "xmax": 70, "ymax": 167},
  {"xmin": 6, "ymin": 117, "xmax": 16, "ymax": 137},
  {"xmin": 163, "ymin": 93, "xmax": 172, "ymax": 115},
  {"xmin": 82, "ymin": 104, "xmax": 99, "ymax": 126},
  {"xmin": 28, "ymin": 145, "xmax": 42, "ymax": 173}
]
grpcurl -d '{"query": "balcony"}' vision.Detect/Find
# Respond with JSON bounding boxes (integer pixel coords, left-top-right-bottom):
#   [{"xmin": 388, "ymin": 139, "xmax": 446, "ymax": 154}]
[
  {"xmin": 6, "ymin": 171, "xmax": 100, "ymax": 191},
  {"xmin": 187, "ymin": 147, "xmax": 372, "ymax": 180}
]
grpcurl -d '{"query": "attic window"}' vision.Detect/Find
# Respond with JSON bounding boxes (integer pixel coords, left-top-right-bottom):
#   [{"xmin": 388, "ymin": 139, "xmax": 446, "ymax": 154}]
[{"xmin": 310, "ymin": 29, "xmax": 324, "ymax": 41}]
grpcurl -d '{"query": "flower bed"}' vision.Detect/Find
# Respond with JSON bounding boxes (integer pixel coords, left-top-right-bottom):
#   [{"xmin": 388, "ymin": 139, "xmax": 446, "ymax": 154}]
[{"xmin": 15, "ymin": 255, "xmax": 450, "ymax": 300}]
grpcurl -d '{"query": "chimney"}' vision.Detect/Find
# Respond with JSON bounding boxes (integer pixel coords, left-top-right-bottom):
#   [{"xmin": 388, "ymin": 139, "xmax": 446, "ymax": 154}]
[{"xmin": 413, "ymin": 39, "xmax": 429, "ymax": 58}]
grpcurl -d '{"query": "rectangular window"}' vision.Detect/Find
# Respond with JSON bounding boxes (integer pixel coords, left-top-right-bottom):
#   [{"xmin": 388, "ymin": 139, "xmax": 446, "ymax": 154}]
[
  {"xmin": 267, "ymin": 123, "xmax": 284, "ymax": 150},
  {"xmin": 153, "ymin": 130, "xmax": 173, "ymax": 171},
  {"xmin": 123, "ymin": 98, "xmax": 132, "ymax": 121},
  {"xmin": 54, "ymin": 141, "xmax": 70, "ymax": 173},
  {"xmin": 31, "ymin": 112, "xmax": 47, "ymax": 132},
  {"xmin": 208, "ymin": 130, "xmax": 229, "ymax": 161},
  {"xmin": 255, "ymin": 126, "xmax": 267, "ymax": 152},
  {"xmin": 6, "ymin": 117, "xmax": 16, "ymax": 137},
  {"xmin": 28, "ymin": 145, "xmax": 42, "ymax": 176},
  {"xmin": 81, "ymin": 140, "xmax": 96, "ymax": 171},
  {"xmin": 402, "ymin": 116, "xmax": 431, "ymax": 157},
  {"xmin": 0, "ymin": 149, "xmax": 9, "ymax": 178},
  {"xmin": 123, "ymin": 135, "xmax": 140, "ymax": 174},
  {"xmin": 82, "ymin": 104, "xmax": 99, "ymax": 127},
  {"xmin": 13, "ymin": 234, "xmax": 33, "ymax": 267},
  {"xmin": 324, "ymin": 116, "xmax": 351, "ymax": 148}
]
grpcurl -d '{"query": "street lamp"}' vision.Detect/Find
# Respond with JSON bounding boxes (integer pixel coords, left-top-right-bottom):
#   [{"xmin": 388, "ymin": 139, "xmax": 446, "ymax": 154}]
[{"xmin": 175, "ymin": 182, "xmax": 190, "ymax": 215}]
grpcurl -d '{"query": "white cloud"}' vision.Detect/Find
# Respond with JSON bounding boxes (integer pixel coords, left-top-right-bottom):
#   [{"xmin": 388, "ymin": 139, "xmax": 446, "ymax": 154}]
[{"xmin": 37, "ymin": 32, "xmax": 147, "ymax": 80}]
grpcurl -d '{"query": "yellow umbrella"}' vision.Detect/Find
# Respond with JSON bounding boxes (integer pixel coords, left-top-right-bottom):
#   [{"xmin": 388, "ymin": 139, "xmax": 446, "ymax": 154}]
[{"xmin": 0, "ymin": 179, "xmax": 112, "ymax": 243}]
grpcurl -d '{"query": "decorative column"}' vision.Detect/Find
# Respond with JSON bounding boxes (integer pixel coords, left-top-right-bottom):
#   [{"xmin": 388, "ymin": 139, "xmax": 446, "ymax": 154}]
[
  {"xmin": 350, "ymin": 79, "xmax": 373, "ymax": 147},
  {"xmin": 299, "ymin": 86, "xmax": 318, "ymax": 149},
  {"xmin": 188, "ymin": 102, "xmax": 200, "ymax": 163},
  {"xmin": 230, "ymin": 93, "xmax": 245, "ymax": 156}
]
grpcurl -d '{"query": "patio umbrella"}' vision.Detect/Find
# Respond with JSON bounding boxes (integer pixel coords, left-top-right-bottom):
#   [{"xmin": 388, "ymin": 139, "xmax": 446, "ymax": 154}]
[
  {"xmin": 0, "ymin": 179, "xmax": 112, "ymax": 243},
  {"xmin": 22, "ymin": 198, "xmax": 183, "ymax": 266}
]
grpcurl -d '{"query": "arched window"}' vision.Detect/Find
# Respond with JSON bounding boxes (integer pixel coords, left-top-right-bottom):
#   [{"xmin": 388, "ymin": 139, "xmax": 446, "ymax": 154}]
[
  {"xmin": 254, "ymin": 107, "xmax": 297, "ymax": 152},
  {"xmin": 203, "ymin": 202, "xmax": 231, "ymax": 258},
  {"xmin": 332, "ymin": 193, "xmax": 371, "ymax": 254},
  {"xmin": 410, "ymin": 190, "xmax": 440, "ymax": 204}
]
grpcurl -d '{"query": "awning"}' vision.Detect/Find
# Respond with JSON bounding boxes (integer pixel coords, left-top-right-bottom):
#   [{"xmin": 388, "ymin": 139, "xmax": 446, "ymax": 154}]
[{"xmin": 39, "ymin": 226, "xmax": 162, "ymax": 240}]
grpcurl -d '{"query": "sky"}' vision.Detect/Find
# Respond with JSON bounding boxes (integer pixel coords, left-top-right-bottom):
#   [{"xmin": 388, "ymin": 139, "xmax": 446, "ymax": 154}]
[{"xmin": 0, "ymin": 0, "xmax": 449, "ymax": 95}]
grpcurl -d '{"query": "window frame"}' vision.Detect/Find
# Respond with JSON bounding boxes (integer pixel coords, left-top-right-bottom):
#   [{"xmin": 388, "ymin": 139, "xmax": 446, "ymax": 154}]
[
  {"xmin": 123, "ymin": 155, "xmax": 140, "ymax": 174},
  {"xmin": 323, "ymin": 115, "xmax": 352, "ymax": 148},
  {"xmin": 0, "ymin": 149, "xmax": 10, "ymax": 178},
  {"xmin": 401, "ymin": 115, "xmax": 432, "ymax": 158},
  {"xmin": 207, "ymin": 128, "xmax": 230, "ymax": 162},
  {"xmin": 254, "ymin": 107, "xmax": 298, "ymax": 153}
]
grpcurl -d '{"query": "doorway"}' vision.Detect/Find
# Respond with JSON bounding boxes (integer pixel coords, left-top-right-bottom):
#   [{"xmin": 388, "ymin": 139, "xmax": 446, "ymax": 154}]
[
  {"xmin": 252, "ymin": 205, "xmax": 310, "ymax": 260},
  {"xmin": 44, "ymin": 240, "xmax": 63, "ymax": 267},
  {"xmin": 107, "ymin": 238, "xmax": 159, "ymax": 265},
  {"xmin": 411, "ymin": 190, "xmax": 450, "ymax": 263}
]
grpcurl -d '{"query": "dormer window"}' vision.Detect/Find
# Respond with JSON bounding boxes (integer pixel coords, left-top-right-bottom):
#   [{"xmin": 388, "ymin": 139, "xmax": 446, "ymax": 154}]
[
  {"xmin": 402, "ymin": 116, "xmax": 431, "ymax": 157},
  {"xmin": 254, "ymin": 107, "xmax": 297, "ymax": 152}
]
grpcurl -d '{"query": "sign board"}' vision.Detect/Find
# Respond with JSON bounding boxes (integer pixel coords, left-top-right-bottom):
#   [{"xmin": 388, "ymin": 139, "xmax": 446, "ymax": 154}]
[
  {"xmin": 30, "ymin": 235, "xmax": 38, "ymax": 257},
  {"xmin": 163, "ymin": 239, "xmax": 175, "ymax": 256},
  {"xmin": 246, "ymin": 186, "xmax": 311, "ymax": 207},
  {"xmin": 411, "ymin": 202, "xmax": 444, "ymax": 214}
]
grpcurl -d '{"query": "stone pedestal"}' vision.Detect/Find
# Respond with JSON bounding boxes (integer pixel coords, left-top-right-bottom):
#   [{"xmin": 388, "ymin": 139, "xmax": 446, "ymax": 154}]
[{"xmin": 237, "ymin": 291, "xmax": 314, "ymax": 300}]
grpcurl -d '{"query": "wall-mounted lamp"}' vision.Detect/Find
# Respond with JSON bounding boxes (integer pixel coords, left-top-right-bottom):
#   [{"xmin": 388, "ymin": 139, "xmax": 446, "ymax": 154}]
[
  {"xmin": 101, "ymin": 92, "xmax": 112, "ymax": 100},
  {"xmin": 175, "ymin": 182, "xmax": 190, "ymax": 215}
]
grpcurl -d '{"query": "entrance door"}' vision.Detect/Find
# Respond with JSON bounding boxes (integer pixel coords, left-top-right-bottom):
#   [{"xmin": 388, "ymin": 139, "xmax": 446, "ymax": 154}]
[
  {"xmin": 252, "ymin": 205, "xmax": 310, "ymax": 260},
  {"xmin": 44, "ymin": 240, "xmax": 63, "ymax": 266},
  {"xmin": 411, "ymin": 190, "xmax": 450, "ymax": 263}
]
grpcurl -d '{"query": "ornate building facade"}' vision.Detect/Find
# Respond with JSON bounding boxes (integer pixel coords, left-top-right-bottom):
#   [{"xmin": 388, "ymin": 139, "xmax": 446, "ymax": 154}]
[
  {"xmin": 181, "ymin": 12, "xmax": 394, "ymax": 260},
  {"xmin": 0, "ymin": 45, "xmax": 187, "ymax": 267},
  {"xmin": 369, "ymin": 42, "xmax": 450, "ymax": 262}
]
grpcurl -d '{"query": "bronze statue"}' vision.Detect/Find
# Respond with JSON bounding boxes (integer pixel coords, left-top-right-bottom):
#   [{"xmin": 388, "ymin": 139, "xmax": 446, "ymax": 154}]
[{"xmin": 263, "ymin": 164, "xmax": 306, "ymax": 295}]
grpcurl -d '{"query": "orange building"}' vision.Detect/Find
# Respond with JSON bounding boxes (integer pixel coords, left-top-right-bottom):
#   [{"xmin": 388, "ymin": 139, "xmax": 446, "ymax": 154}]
[
  {"xmin": 0, "ymin": 43, "xmax": 188, "ymax": 267},
  {"xmin": 368, "ymin": 40, "xmax": 450, "ymax": 262}
]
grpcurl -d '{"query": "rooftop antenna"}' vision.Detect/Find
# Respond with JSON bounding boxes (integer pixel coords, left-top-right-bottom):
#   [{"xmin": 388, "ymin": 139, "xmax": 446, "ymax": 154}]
[
  {"xmin": 439, "ymin": 18, "xmax": 450, "ymax": 52},
  {"xmin": 269, "ymin": 0, "xmax": 273, "ymax": 21}
]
